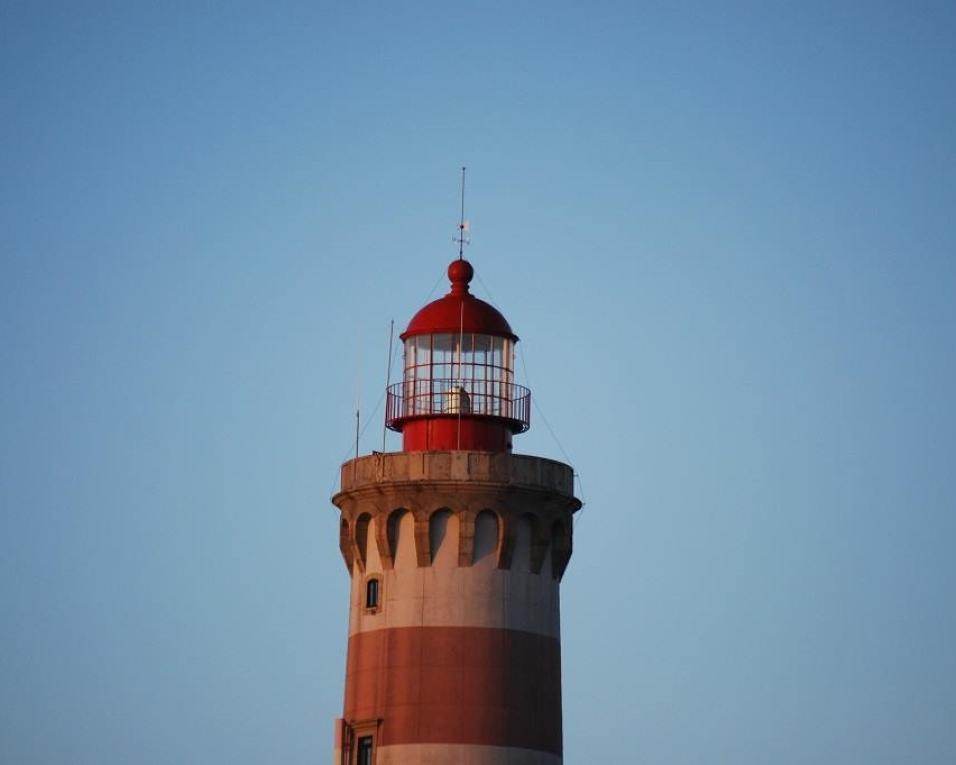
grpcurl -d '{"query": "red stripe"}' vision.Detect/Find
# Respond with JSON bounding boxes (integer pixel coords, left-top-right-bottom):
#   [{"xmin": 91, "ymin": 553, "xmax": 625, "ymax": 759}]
[{"xmin": 345, "ymin": 626, "xmax": 562, "ymax": 755}]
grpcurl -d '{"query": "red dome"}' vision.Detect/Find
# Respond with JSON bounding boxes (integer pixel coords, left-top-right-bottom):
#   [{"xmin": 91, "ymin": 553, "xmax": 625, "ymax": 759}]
[{"xmin": 401, "ymin": 259, "xmax": 518, "ymax": 341}]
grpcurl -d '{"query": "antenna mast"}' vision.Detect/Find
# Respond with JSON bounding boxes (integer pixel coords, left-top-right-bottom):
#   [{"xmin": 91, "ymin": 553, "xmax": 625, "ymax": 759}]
[{"xmin": 454, "ymin": 166, "xmax": 469, "ymax": 259}]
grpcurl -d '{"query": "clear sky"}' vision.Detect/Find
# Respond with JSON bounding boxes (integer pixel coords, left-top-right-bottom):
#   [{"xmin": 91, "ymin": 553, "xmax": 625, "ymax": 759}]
[{"xmin": 2, "ymin": 2, "xmax": 955, "ymax": 763}]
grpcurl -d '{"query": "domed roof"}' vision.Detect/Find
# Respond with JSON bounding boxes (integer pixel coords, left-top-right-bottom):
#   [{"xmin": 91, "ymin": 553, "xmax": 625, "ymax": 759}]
[{"xmin": 401, "ymin": 259, "xmax": 517, "ymax": 341}]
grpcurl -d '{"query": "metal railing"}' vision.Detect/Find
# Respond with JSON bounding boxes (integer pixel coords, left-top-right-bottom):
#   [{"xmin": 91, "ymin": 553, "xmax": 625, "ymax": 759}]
[{"xmin": 386, "ymin": 379, "xmax": 531, "ymax": 432}]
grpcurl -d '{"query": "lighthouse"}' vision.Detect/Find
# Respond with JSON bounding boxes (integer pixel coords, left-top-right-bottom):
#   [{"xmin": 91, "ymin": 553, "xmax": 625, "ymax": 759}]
[{"xmin": 332, "ymin": 256, "xmax": 581, "ymax": 765}]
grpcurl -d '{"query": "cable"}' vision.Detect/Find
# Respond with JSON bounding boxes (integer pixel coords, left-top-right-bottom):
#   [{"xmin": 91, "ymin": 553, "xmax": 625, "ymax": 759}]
[
  {"xmin": 422, "ymin": 266, "xmax": 446, "ymax": 305},
  {"xmin": 327, "ymin": 388, "xmax": 388, "ymax": 498},
  {"xmin": 473, "ymin": 272, "xmax": 499, "ymax": 308},
  {"xmin": 474, "ymin": 273, "xmax": 586, "ymax": 517},
  {"xmin": 518, "ymin": 343, "xmax": 587, "ymax": 518}
]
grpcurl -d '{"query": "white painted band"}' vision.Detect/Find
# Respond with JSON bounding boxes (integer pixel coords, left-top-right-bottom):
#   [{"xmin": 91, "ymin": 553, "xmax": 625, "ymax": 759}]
[
  {"xmin": 349, "ymin": 565, "xmax": 560, "ymax": 639},
  {"xmin": 349, "ymin": 507, "xmax": 560, "ymax": 639}
]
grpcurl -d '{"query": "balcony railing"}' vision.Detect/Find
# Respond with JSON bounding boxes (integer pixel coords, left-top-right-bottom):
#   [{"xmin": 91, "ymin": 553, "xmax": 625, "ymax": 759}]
[{"xmin": 386, "ymin": 379, "xmax": 531, "ymax": 432}]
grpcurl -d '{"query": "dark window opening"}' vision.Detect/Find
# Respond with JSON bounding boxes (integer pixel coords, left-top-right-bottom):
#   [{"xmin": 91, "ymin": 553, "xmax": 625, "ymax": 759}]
[
  {"xmin": 357, "ymin": 735, "xmax": 373, "ymax": 765},
  {"xmin": 365, "ymin": 578, "xmax": 380, "ymax": 609}
]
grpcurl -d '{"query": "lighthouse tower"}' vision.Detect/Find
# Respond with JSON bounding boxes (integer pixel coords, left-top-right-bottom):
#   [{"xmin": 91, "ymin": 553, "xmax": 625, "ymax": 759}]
[{"xmin": 332, "ymin": 257, "xmax": 580, "ymax": 765}]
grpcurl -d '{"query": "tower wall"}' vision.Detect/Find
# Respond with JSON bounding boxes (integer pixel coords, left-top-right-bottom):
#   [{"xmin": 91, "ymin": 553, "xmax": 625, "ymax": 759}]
[{"xmin": 333, "ymin": 452, "xmax": 578, "ymax": 765}]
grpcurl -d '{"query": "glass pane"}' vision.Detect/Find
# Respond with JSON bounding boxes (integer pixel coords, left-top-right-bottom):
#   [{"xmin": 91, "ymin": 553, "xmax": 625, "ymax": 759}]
[
  {"xmin": 358, "ymin": 737, "xmax": 373, "ymax": 765},
  {"xmin": 474, "ymin": 333, "xmax": 493, "ymax": 354},
  {"xmin": 433, "ymin": 333, "xmax": 453, "ymax": 362},
  {"xmin": 394, "ymin": 331, "xmax": 522, "ymax": 423}
]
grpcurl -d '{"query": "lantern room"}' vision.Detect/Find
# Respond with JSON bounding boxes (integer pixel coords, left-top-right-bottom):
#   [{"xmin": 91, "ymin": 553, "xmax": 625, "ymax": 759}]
[{"xmin": 385, "ymin": 259, "xmax": 531, "ymax": 452}]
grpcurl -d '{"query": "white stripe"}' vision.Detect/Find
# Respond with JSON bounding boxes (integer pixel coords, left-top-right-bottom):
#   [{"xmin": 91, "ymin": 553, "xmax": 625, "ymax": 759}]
[
  {"xmin": 349, "ymin": 565, "xmax": 561, "ymax": 639},
  {"xmin": 350, "ymin": 510, "xmax": 560, "ymax": 639}
]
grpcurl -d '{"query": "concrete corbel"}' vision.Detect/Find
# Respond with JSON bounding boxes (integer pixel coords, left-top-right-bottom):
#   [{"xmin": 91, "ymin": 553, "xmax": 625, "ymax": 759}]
[
  {"xmin": 457, "ymin": 509, "xmax": 476, "ymax": 567},
  {"xmin": 496, "ymin": 508, "xmax": 514, "ymax": 571},
  {"xmin": 412, "ymin": 508, "xmax": 431, "ymax": 567},
  {"xmin": 376, "ymin": 509, "xmax": 396, "ymax": 570}
]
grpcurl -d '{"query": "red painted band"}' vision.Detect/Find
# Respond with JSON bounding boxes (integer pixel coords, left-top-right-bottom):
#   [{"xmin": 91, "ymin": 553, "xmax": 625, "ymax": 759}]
[
  {"xmin": 400, "ymin": 416, "xmax": 515, "ymax": 452},
  {"xmin": 344, "ymin": 626, "xmax": 562, "ymax": 755}
]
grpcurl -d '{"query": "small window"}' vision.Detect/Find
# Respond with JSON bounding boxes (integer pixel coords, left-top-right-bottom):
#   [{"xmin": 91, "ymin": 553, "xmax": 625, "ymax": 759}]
[
  {"xmin": 357, "ymin": 735, "xmax": 373, "ymax": 765},
  {"xmin": 365, "ymin": 578, "xmax": 380, "ymax": 610}
]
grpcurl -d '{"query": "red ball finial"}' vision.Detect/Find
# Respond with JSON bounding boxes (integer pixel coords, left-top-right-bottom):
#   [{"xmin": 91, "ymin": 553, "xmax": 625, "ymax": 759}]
[{"xmin": 448, "ymin": 259, "xmax": 474, "ymax": 294}]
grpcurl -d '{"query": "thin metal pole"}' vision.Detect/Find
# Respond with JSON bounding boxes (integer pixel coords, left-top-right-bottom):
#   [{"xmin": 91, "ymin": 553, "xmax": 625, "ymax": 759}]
[
  {"xmin": 456, "ymin": 166, "xmax": 467, "ymax": 447},
  {"xmin": 382, "ymin": 319, "xmax": 394, "ymax": 452},
  {"xmin": 456, "ymin": 166, "xmax": 467, "ymax": 260},
  {"xmin": 354, "ymin": 409, "xmax": 360, "ymax": 460}
]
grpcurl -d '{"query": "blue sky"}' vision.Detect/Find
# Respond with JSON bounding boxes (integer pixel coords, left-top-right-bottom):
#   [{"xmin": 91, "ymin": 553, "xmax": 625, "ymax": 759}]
[{"xmin": 2, "ymin": 2, "xmax": 955, "ymax": 763}]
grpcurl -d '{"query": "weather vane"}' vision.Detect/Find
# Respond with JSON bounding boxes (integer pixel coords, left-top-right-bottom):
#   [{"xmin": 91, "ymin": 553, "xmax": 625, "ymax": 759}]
[{"xmin": 453, "ymin": 166, "xmax": 470, "ymax": 259}]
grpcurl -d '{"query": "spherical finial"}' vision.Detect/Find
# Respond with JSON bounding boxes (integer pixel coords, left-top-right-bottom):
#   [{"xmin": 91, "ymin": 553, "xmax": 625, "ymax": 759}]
[{"xmin": 448, "ymin": 258, "xmax": 474, "ymax": 294}]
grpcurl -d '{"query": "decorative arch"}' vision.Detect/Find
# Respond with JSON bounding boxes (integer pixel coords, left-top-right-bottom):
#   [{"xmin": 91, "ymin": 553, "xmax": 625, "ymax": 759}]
[
  {"xmin": 354, "ymin": 513, "xmax": 372, "ymax": 569},
  {"xmin": 528, "ymin": 513, "xmax": 551, "ymax": 575},
  {"xmin": 473, "ymin": 510, "xmax": 500, "ymax": 569},
  {"xmin": 510, "ymin": 513, "xmax": 534, "ymax": 572},
  {"xmin": 428, "ymin": 508, "xmax": 457, "ymax": 567},
  {"xmin": 551, "ymin": 518, "xmax": 572, "ymax": 580},
  {"xmin": 387, "ymin": 507, "xmax": 428, "ymax": 569},
  {"xmin": 386, "ymin": 508, "xmax": 408, "ymax": 568},
  {"xmin": 338, "ymin": 517, "xmax": 353, "ymax": 571}
]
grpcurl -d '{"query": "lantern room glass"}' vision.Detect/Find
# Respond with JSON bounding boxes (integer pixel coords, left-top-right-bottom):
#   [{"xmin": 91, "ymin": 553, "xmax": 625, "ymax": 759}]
[{"xmin": 403, "ymin": 333, "xmax": 515, "ymax": 418}]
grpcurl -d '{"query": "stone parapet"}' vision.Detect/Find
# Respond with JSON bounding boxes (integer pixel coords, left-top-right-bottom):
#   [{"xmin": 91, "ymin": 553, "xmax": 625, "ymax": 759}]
[
  {"xmin": 337, "ymin": 451, "xmax": 576, "ymax": 497},
  {"xmin": 332, "ymin": 451, "xmax": 581, "ymax": 581}
]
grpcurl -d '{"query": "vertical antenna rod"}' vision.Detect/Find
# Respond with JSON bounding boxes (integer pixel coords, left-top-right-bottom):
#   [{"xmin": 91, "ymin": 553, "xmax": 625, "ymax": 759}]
[
  {"xmin": 455, "ymin": 166, "xmax": 468, "ymax": 259},
  {"xmin": 382, "ymin": 319, "xmax": 394, "ymax": 452}
]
